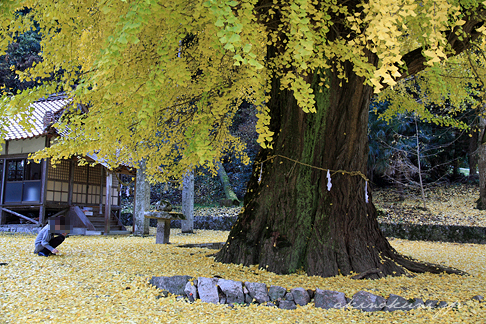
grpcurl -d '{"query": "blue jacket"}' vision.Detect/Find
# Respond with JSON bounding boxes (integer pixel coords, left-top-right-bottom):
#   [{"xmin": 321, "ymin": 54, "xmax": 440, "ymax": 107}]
[{"xmin": 33, "ymin": 225, "xmax": 55, "ymax": 253}]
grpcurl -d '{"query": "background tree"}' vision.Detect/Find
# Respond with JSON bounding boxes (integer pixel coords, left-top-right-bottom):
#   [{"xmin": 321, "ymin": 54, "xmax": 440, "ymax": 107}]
[
  {"xmin": 368, "ymin": 100, "xmax": 476, "ymax": 202},
  {"xmin": 377, "ymin": 37, "xmax": 486, "ymax": 209},
  {"xmin": 0, "ymin": 25, "xmax": 41, "ymax": 94},
  {"xmin": 1, "ymin": 0, "xmax": 485, "ymax": 278}
]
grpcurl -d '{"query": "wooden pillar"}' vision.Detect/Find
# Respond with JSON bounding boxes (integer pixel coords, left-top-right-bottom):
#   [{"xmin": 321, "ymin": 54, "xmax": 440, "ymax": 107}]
[
  {"xmin": 0, "ymin": 158, "xmax": 6, "ymax": 225},
  {"xmin": 67, "ymin": 159, "xmax": 74, "ymax": 206},
  {"xmin": 104, "ymin": 171, "xmax": 112, "ymax": 235},
  {"xmin": 99, "ymin": 166, "xmax": 104, "ymax": 215},
  {"xmin": 38, "ymin": 158, "xmax": 49, "ymax": 225},
  {"xmin": 132, "ymin": 174, "xmax": 137, "ymax": 229}
]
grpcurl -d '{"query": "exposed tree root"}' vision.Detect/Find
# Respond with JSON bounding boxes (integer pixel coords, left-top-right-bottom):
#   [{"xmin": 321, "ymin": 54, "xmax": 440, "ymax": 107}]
[
  {"xmin": 351, "ymin": 268, "xmax": 384, "ymax": 280},
  {"xmin": 350, "ymin": 252, "xmax": 467, "ymax": 280},
  {"xmin": 393, "ymin": 253, "xmax": 468, "ymax": 276}
]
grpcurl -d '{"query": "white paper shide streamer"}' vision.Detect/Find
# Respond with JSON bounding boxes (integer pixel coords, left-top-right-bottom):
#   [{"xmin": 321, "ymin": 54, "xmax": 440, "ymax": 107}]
[
  {"xmin": 327, "ymin": 170, "xmax": 332, "ymax": 191},
  {"xmin": 258, "ymin": 162, "xmax": 263, "ymax": 184},
  {"xmin": 365, "ymin": 180, "xmax": 369, "ymax": 203}
]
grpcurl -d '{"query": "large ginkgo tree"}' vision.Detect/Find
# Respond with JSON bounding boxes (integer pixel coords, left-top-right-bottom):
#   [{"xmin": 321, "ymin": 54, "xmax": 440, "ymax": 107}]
[{"xmin": 1, "ymin": 0, "xmax": 485, "ymax": 278}]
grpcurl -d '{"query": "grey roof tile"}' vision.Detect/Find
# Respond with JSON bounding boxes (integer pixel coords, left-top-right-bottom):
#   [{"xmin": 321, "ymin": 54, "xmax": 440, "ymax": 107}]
[{"xmin": 4, "ymin": 96, "xmax": 71, "ymax": 140}]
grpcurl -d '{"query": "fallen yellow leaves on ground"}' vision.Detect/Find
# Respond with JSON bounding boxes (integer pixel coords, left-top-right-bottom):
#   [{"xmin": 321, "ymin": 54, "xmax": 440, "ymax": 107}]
[
  {"xmin": 0, "ymin": 229, "xmax": 485, "ymax": 323},
  {"xmin": 375, "ymin": 184, "xmax": 486, "ymax": 227}
]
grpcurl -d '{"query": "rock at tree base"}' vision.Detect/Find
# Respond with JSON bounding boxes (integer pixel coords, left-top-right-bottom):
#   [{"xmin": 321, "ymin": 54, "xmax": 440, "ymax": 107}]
[
  {"xmin": 184, "ymin": 281, "xmax": 197, "ymax": 302},
  {"xmin": 472, "ymin": 295, "xmax": 484, "ymax": 302},
  {"xmin": 147, "ymin": 274, "xmax": 477, "ymax": 313},
  {"xmin": 351, "ymin": 291, "xmax": 386, "ymax": 312},
  {"xmin": 437, "ymin": 301, "xmax": 448, "ymax": 308},
  {"xmin": 268, "ymin": 285, "xmax": 287, "ymax": 302},
  {"xmin": 244, "ymin": 281, "xmax": 269, "ymax": 303},
  {"xmin": 284, "ymin": 292, "xmax": 294, "ymax": 301},
  {"xmin": 425, "ymin": 300, "xmax": 439, "ymax": 308},
  {"xmin": 290, "ymin": 287, "xmax": 310, "ymax": 306},
  {"xmin": 411, "ymin": 298, "xmax": 424, "ymax": 309},
  {"xmin": 278, "ymin": 300, "xmax": 297, "ymax": 310},
  {"xmin": 384, "ymin": 294, "xmax": 414, "ymax": 312},
  {"xmin": 314, "ymin": 289, "xmax": 347, "ymax": 309},
  {"xmin": 197, "ymin": 277, "xmax": 220, "ymax": 304},
  {"xmin": 149, "ymin": 275, "xmax": 193, "ymax": 296},
  {"xmin": 217, "ymin": 279, "xmax": 244, "ymax": 304}
]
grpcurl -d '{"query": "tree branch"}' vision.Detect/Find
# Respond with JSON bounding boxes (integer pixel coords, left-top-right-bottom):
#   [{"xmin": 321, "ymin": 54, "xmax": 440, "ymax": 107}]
[{"xmin": 401, "ymin": 12, "xmax": 485, "ymax": 80}]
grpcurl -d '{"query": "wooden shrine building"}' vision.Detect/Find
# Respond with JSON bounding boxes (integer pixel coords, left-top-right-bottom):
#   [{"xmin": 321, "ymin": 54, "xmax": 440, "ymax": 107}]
[{"xmin": 0, "ymin": 94, "xmax": 134, "ymax": 234}]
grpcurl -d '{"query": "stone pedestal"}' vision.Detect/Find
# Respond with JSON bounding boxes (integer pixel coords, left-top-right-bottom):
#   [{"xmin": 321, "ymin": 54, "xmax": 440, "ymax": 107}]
[
  {"xmin": 156, "ymin": 219, "xmax": 171, "ymax": 244},
  {"xmin": 145, "ymin": 211, "xmax": 186, "ymax": 244}
]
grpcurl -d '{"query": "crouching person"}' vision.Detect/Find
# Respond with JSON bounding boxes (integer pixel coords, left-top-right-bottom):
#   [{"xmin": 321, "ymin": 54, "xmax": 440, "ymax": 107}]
[{"xmin": 34, "ymin": 216, "xmax": 72, "ymax": 257}]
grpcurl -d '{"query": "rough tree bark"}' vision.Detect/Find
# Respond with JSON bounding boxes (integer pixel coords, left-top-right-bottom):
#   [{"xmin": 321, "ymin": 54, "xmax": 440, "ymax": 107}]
[
  {"xmin": 216, "ymin": 52, "xmax": 465, "ymax": 279},
  {"xmin": 215, "ymin": 0, "xmax": 483, "ymax": 278}
]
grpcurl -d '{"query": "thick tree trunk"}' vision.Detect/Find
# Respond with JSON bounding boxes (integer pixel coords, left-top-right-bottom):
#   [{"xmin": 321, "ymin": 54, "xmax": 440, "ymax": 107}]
[{"xmin": 216, "ymin": 57, "xmax": 464, "ymax": 278}]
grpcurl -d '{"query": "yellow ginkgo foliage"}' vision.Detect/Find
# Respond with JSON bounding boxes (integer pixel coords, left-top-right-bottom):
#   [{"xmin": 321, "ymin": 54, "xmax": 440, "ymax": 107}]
[
  {"xmin": 0, "ymin": 0, "xmax": 481, "ymax": 174},
  {"xmin": 1, "ymin": 0, "xmax": 486, "ymax": 279}
]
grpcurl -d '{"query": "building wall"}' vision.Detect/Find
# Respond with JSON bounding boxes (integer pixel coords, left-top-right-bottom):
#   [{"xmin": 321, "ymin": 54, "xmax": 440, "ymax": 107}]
[
  {"xmin": 46, "ymin": 159, "xmax": 119, "ymax": 206},
  {"xmin": 46, "ymin": 159, "xmax": 70, "ymax": 203},
  {"xmin": 7, "ymin": 138, "xmax": 45, "ymax": 154}
]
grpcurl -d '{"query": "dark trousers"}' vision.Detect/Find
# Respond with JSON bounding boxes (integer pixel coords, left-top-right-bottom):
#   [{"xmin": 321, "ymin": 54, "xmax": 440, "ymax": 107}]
[{"xmin": 39, "ymin": 235, "xmax": 65, "ymax": 255}]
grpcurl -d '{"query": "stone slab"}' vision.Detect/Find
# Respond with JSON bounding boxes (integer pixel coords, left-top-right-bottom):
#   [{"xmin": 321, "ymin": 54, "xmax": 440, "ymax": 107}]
[
  {"xmin": 149, "ymin": 275, "xmax": 193, "ymax": 296},
  {"xmin": 385, "ymin": 294, "xmax": 414, "ymax": 312},
  {"xmin": 351, "ymin": 290, "xmax": 386, "ymax": 312},
  {"xmin": 268, "ymin": 285, "xmax": 287, "ymax": 302},
  {"xmin": 279, "ymin": 300, "xmax": 297, "ymax": 310},
  {"xmin": 291, "ymin": 287, "xmax": 310, "ymax": 306},
  {"xmin": 184, "ymin": 281, "xmax": 197, "ymax": 302},
  {"xmin": 218, "ymin": 279, "xmax": 244, "ymax": 304},
  {"xmin": 245, "ymin": 281, "xmax": 269, "ymax": 304},
  {"xmin": 198, "ymin": 277, "xmax": 219, "ymax": 304},
  {"xmin": 314, "ymin": 289, "xmax": 347, "ymax": 309}
]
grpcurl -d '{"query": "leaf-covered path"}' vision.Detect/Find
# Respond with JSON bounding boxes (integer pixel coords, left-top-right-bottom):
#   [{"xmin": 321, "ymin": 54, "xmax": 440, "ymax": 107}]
[{"xmin": 0, "ymin": 230, "xmax": 485, "ymax": 323}]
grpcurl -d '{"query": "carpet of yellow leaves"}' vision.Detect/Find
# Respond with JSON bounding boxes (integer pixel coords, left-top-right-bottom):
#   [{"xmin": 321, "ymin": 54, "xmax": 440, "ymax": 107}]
[
  {"xmin": 375, "ymin": 184, "xmax": 486, "ymax": 226},
  {"xmin": 1, "ymin": 229, "xmax": 485, "ymax": 323}
]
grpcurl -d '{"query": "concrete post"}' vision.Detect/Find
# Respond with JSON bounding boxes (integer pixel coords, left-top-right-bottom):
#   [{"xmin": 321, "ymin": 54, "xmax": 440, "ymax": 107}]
[
  {"xmin": 133, "ymin": 159, "xmax": 150, "ymax": 235},
  {"xmin": 104, "ymin": 171, "xmax": 112, "ymax": 235},
  {"xmin": 181, "ymin": 170, "xmax": 194, "ymax": 233}
]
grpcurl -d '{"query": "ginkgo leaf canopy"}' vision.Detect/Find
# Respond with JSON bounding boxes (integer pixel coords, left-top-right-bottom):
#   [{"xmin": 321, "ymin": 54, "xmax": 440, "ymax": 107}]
[{"xmin": 0, "ymin": 0, "xmax": 484, "ymax": 181}]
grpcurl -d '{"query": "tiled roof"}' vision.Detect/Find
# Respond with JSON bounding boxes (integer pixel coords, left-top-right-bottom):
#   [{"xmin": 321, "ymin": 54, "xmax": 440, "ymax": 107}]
[{"xmin": 4, "ymin": 95, "xmax": 71, "ymax": 141}]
